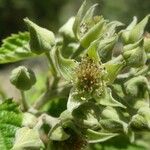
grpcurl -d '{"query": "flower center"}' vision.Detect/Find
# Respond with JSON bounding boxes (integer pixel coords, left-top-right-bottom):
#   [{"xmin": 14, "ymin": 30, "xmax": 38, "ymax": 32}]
[{"xmin": 75, "ymin": 55, "xmax": 104, "ymax": 93}]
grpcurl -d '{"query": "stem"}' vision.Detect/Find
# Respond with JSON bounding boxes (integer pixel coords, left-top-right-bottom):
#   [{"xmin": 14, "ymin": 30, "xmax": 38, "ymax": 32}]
[
  {"xmin": 33, "ymin": 83, "xmax": 71, "ymax": 110},
  {"xmin": 20, "ymin": 90, "xmax": 29, "ymax": 111},
  {"xmin": 45, "ymin": 52, "xmax": 57, "ymax": 76}
]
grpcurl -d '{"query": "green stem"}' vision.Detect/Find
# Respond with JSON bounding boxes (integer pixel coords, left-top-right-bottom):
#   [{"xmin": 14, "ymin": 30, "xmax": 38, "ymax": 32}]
[
  {"xmin": 45, "ymin": 52, "xmax": 57, "ymax": 76},
  {"xmin": 20, "ymin": 90, "xmax": 28, "ymax": 111}
]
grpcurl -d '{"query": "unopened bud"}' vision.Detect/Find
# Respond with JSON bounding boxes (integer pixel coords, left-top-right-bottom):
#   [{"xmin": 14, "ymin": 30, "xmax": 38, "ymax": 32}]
[{"xmin": 10, "ymin": 66, "xmax": 36, "ymax": 90}]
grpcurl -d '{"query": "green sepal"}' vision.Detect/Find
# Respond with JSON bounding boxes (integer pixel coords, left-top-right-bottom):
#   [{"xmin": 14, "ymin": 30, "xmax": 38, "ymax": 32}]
[
  {"xmin": 73, "ymin": 0, "xmax": 87, "ymax": 38},
  {"xmin": 129, "ymin": 107, "xmax": 150, "ymax": 131},
  {"xmin": 101, "ymin": 106, "xmax": 120, "ymax": 120},
  {"xmin": 123, "ymin": 38, "xmax": 143, "ymax": 52},
  {"xmin": 10, "ymin": 66, "xmax": 36, "ymax": 91},
  {"xmin": 0, "ymin": 32, "xmax": 35, "ymax": 64},
  {"xmin": 98, "ymin": 35, "xmax": 118, "ymax": 62},
  {"xmin": 72, "ymin": 102, "xmax": 100, "ymax": 129},
  {"xmin": 86, "ymin": 40, "xmax": 100, "ymax": 62},
  {"xmin": 24, "ymin": 18, "xmax": 55, "ymax": 55},
  {"xmin": 59, "ymin": 17, "xmax": 75, "ymax": 41},
  {"xmin": 11, "ymin": 127, "xmax": 44, "ymax": 150},
  {"xmin": 54, "ymin": 48, "xmax": 77, "ymax": 81},
  {"xmin": 123, "ymin": 45, "xmax": 147, "ymax": 67},
  {"xmin": 124, "ymin": 76, "xmax": 150, "ymax": 97},
  {"xmin": 104, "ymin": 56, "xmax": 125, "ymax": 84},
  {"xmin": 121, "ymin": 16, "xmax": 137, "ymax": 44},
  {"xmin": 49, "ymin": 125, "xmax": 70, "ymax": 141},
  {"xmin": 129, "ymin": 15, "xmax": 150, "ymax": 43},
  {"xmin": 144, "ymin": 34, "xmax": 150, "ymax": 52},
  {"xmin": 100, "ymin": 119, "xmax": 128, "ymax": 133},
  {"xmin": 96, "ymin": 88, "xmax": 126, "ymax": 108},
  {"xmin": 104, "ymin": 21, "xmax": 124, "ymax": 38},
  {"xmin": 67, "ymin": 88, "xmax": 87, "ymax": 112},
  {"xmin": 86, "ymin": 129, "xmax": 119, "ymax": 143},
  {"xmin": 80, "ymin": 18, "xmax": 106, "ymax": 48}
]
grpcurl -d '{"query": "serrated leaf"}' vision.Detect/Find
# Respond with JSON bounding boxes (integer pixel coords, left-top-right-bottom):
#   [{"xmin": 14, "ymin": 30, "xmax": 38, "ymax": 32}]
[
  {"xmin": 11, "ymin": 127, "xmax": 44, "ymax": 150},
  {"xmin": 86, "ymin": 129, "xmax": 119, "ymax": 143},
  {"xmin": 0, "ymin": 32, "xmax": 35, "ymax": 64},
  {"xmin": 0, "ymin": 99, "xmax": 22, "ymax": 150}
]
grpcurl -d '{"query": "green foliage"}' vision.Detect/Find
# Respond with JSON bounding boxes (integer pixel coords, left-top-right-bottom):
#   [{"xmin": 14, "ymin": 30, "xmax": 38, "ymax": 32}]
[
  {"xmin": 0, "ymin": 32, "xmax": 34, "ymax": 64},
  {"xmin": 0, "ymin": 99, "xmax": 22, "ymax": 150}
]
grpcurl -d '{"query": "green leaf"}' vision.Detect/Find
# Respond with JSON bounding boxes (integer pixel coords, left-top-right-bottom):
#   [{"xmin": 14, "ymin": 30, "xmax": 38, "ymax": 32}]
[
  {"xmin": 11, "ymin": 127, "xmax": 44, "ymax": 150},
  {"xmin": 0, "ymin": 32, "xmax": 34, "ymax": 64},
  {"xmin": 86, "ymin": 129, "xmax": 119, "ymax": 143},
  {"xmin": 54, "ymin": 48, "xmax": 77, "ymax": 81},
  {"xmin": 0, "ymin": 99, "xmax": 22, "ymax": 150}
]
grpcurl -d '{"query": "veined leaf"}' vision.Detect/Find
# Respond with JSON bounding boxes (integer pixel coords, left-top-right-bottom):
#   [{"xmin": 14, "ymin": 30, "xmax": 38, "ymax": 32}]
[
  {"xmin": 0, "ymin": 32, "xmax": 35, "ymax": 64},
  {"xmin": 0, "ymin": 99, "xmax": 22, "ymax": 150}
]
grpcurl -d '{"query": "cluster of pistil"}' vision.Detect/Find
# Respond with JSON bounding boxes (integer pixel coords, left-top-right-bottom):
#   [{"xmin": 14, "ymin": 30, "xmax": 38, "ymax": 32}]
[{"xmin": 75, "ymin": 55, "xmax": 104, "ymax": 93}]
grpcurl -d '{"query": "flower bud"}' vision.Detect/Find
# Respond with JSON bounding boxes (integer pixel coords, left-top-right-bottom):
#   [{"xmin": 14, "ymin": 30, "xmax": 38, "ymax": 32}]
[
  {"xmin": 130, "ymin": 107, "xmax": 150, "ymax": 131},
  {"xmin": 123, "ymin": 45, "xmax": 147, "ymax": 67},
  {"xmin": 124, "ymin": 76, "xmax": 150, "ymax": 97},
  {"xmin": 59, "ymin": 17, "xmax": 75, "ymax": 41},
  {"xmin": 24, "ymin": 18, "xmax": 55, "ymax": 55},
  {"xmin": 10, "ymin": 66, "xmax": 36, "ymax": 90}
]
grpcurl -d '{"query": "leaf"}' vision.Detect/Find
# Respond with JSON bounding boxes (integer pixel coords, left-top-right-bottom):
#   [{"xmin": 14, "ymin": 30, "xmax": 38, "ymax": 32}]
[
  {"xmin": 0, "ymin": 99, "xmax": 22, "ymax": 150},
  {"xmin": 0, "ymin": 32, "xmax": 35, "ymax": 64},
  {"xmin": 54, "ymin": 48, "xmax": 77, "ymax": 81},
  {"xmin": 86, "ymin": 129, "xmax": 119, "ymax": 143},
  {"xmin": 11, "ymin": 127, "xmax": 44, "ymax": 150}
]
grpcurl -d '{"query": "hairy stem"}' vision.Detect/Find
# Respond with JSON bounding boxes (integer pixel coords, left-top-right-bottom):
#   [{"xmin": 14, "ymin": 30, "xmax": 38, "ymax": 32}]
[
  {"xmin": 20, "ymin": 90, "xmax": 29, "ymax": 111},
  {"xmin": 45, "ymin": 52, "xmax": 57, "ymax": 76}
]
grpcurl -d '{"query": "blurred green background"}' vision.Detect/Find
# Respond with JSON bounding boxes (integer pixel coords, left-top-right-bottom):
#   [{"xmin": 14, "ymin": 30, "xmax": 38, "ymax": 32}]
[{"xmin": 0, "ymin": 0, "xmax": 150, "ymax": 42}]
